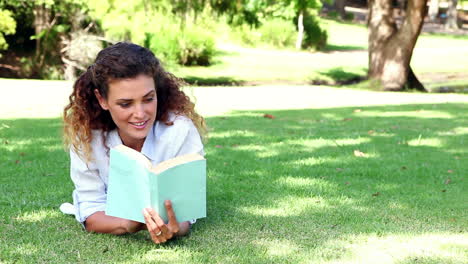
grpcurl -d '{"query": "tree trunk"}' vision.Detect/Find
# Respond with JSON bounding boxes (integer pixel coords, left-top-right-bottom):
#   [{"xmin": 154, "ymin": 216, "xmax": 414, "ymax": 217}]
[
  {"xmin": 296, "ymin": 10, "xmax": 304, "ymax": 50},
  {"xmin": 445, "ymin": 0, "xmax": 459, "ymax": 29},
  {"xmin": 428, "ymin": 0, "xmax": 439, "ymax": 21},
  {"xmin": 334, "ymin": 0, "xmax": 347, "ymax": 20},
  {"xmin": 368, "ymin": 0, "xmax": 428, "ymax": 91},
  {"xmin": 33, "ymin": 4, "xmax": 51, "ymax": 58}
]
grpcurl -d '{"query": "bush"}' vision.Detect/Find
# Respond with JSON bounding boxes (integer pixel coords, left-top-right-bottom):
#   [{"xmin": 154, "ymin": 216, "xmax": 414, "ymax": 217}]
[
  {"xmin": 298, "ymin": 13, "xmax": 328, "ymax": 50},
  {"xmin": 145, "ymin": 25, "xmax": 216, "ymax": 67},
  {"xmin": 258, "ymin": 19, "xmax": 296, "ymax": 48}
]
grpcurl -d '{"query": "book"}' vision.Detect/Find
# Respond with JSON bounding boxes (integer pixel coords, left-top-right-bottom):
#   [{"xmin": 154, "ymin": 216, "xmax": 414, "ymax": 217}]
[{"xmin": 105, "ymin": 144, "xmax": 206, "ymax": 223}]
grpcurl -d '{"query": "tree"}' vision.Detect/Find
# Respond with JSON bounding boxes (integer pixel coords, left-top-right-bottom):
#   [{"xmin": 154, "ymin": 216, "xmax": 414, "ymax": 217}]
[
  {"xmin": 0, "ymin": 9, "xmax": 16, "ymax": 54},
  {"xmin": 367, "ymin": 0, "xmax": 428, "ymax": 91},
  {"xmin": 428, "ymin": 0, "xmax": 439, "ymax": 20},
  {"xmin": 445, "ymin": 0, "xmax": 459, "ymax": 29}
]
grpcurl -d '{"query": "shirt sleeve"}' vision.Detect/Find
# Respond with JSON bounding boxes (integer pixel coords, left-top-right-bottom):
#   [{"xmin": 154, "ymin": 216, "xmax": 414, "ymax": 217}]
[
  {"xmin": 174, "ymin": 118, "xmax": 205, "ymax": 157},
  {"xmin": 70, "ymin": 148, "xmax": 107, "ymax": 225}
]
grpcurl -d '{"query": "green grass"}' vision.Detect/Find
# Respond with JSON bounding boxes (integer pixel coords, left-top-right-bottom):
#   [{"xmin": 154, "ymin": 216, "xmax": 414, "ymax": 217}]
[
  {"xmin": 0, "ymin": 82, "xmax": 467, "ymax": 263},
  {"xmin": 174, "ymin": 18, "xmax": 468, "ymax": 89}
]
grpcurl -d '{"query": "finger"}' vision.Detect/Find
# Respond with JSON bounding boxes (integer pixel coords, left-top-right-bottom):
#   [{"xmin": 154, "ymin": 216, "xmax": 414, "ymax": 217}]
[
  {"xmin": 146, "ymin": 207, "xmax": 165, "ymax": 227},
  {"xmin": 143, "ymin": 208, "xmax": 161, "ymax": 242},
  {"xmin": 165, "ymin": 200, "xmax": 180, "ymax": 233}
]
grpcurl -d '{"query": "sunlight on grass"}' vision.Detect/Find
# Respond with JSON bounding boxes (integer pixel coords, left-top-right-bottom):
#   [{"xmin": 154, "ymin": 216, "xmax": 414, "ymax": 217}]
[
  {"xmin": 15, "ymin": 210, "xmax": 59, "ymax": 223},
  {"xmin": 13, "ymin": 243, "xmax": 38, "ymax": 257},
  {"xmin": 128, "ymin": 249, "xmax": 197, "ymax": 263},
  {"xmin": 357, "ymin": 110, "xmax": 454, "ymax": 119},
  {"xmin": 207, "ymin": 130, "xmax": 258, "ymax": 139},
  {"xmin": 239, "ymin": 195, "xmax": 330, "ymax": 217},
  {"xmin": 407, "ymin": 137, "xmax": 443, "ymax": 147},
  {"xmin": 296, "ymin": 138, "xmax": 372, "ymax": 150},
  {"xmin": 437, "ymin": 127, "xmax": 468, "ymax": 136},
  {"xmin": 253, "ymin": 238, "xmax": 299, "ymax": 257},
  {"xmin": 324, "ymin": 234, "xmax": 468, "ymax": 264}
]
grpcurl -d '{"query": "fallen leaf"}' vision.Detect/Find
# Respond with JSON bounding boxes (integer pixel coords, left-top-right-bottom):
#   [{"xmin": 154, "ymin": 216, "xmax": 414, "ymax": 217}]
[
  {"xmin": 15, "ymin": 160, "xmax": 20, "ymax": 164},
  {"xmin": 401, "ymin": 166, "xmax": 407, "ymax": 170},
  {"xmin": 343, "ymin": 118, "xmax": 353, "ymax": 121},
  {"xmin": 231, "ymin": 144, "xmax": 239, "ymax": 147},
  {"xmin": 353, "ymin": 109, "xmax": 362, "ymax": 113},
  {"xmin": 345, "ymin": 182, "xmax": 350, "ymax": 185},
  {"xmin": 20, "ymin": 152, "xmax": 25, "ymax": 157},
  {"xmin": 372, "ymin": 192, "xmax": 380, "ymax": 197},
  {"xmin": 441, "ymin": 189, "xmax": 447, "ymax": 192},
  {"xmin": 263, "ymin": 114, "xmax": 275, "ymax": 119},
  {"xmin": 215, "ymin": 145, "xmax": 223, "ymax": 148},
  {"xmin": 4, "ymin": 140, "xmax": 9, "ymax": 145},
  {"xmin": 447, "ymin": 170, "xmax": 453, "ymax": 173},
  {"xmin": 444, "ymin": 179, "xmax": 452, "ymax": 185},
  {"xmin": 454, "ymin": 156, "xmax": 460, "ymax": 160},
  {"xmin": 368, "ymin": 130, "xmax": 375, "ymax": 135},
  {"xmin": 449, "ymin": 218, "xmax": 456, "ymax": 222},
  {"xmin": 354, "ymin": 150, "xmax": 367, "ymax": 157},
  {"xmin": 391, "ymin": 126, "xmax": 399, "ymax": 129},
  {"xmin": 336, "ymin": 168, "xmax": 343, "ymax": 171}
]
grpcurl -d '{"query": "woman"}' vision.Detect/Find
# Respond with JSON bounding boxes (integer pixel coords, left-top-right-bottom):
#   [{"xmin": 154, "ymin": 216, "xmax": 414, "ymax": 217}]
[{"xmin": 62, "ymin": 42, "xmax": 206, "ymax": 244}]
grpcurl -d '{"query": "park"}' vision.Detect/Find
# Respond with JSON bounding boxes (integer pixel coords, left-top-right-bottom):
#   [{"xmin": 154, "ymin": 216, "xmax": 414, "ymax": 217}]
[{"xmin": 0, "ymin": 0, "xmax": 467, "ymax": 263}]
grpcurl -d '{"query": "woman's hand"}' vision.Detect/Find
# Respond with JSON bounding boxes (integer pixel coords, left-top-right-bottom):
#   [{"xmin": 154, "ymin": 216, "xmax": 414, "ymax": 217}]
[{"xmin": 143, "ymin": 200, "xmax": 183, "ymax": 244}]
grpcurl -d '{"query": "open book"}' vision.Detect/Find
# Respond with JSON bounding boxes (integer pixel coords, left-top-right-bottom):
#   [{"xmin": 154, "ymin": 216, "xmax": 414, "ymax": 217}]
[{"xmin": 105, "ymin": 144, "xmax": 206, "ymax": 223}]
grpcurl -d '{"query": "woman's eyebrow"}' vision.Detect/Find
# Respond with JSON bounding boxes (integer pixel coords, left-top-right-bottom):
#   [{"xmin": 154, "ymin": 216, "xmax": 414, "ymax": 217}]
[{"xmin": 144, "ymin": 90, "xmax": 156, "ymax": 97}]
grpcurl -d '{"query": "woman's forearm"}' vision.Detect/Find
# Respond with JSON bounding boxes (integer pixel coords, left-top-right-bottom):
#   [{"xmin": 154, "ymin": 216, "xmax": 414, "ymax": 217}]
[{"xmin": 84, "ymin": 211, "xmax": 145, "ymax": 235}]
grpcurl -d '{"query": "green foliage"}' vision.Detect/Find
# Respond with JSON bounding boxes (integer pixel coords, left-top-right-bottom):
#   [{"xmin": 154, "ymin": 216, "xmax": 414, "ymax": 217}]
[
  {"xmin": 298, "ymin": 12, "xmax": 328, "ymax": 50},
  {"xmin": 0, "ymin": 9, "xmax": 16, "ymax": 51},
  {"xmin": 258, "ymin": 18, "xmax": 297, "ymax": 48},
  {"xmin": 145, "ymin": 25, "xmax": 216, "ymax": 66}
]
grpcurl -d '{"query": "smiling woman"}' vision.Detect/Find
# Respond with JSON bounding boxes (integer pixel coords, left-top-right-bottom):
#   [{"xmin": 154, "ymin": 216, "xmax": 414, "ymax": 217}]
[{"xmin": 62, "ymin": 42, "xmax": 207, "ymax": 244}]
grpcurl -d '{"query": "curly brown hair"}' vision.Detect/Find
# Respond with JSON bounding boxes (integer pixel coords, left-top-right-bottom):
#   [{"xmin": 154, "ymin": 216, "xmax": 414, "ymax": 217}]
[{"xmin": 63, "ymin": 42, "xmax": 206, "ymax": 162}]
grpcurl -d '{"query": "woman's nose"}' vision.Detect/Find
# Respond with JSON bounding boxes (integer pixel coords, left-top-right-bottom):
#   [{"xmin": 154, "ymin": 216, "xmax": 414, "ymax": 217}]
[{"xmin": 134, "ymin": 104, "xmax": 145, "ymax": 119}]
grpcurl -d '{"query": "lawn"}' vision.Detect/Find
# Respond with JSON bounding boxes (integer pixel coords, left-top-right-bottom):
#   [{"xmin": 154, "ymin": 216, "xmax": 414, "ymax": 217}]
[
  {"xmin": 0, "ymin": 81, "xmax": 467, "ymax": 263},
  {"xmin": 174, "ymin": 18, "xmax": 468, "ymax": 89}
]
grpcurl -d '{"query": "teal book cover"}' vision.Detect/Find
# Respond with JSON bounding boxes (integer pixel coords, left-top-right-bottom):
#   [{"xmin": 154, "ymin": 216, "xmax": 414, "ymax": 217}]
[{"xmin": 105, "ymin": 144, "xmax": 206, "ymax": 223}]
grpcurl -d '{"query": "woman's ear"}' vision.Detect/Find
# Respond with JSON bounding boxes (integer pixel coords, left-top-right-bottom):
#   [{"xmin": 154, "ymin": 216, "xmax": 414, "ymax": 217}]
[{"xmin": 94, "ymin": 89, "xmax": 109, "ymax": 110}]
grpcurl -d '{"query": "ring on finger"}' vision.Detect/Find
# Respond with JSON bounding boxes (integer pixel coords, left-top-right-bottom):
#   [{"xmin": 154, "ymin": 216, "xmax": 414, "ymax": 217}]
[{"xmin": 155, "ymin": 230, "xmax": 162, "ymax": 236}]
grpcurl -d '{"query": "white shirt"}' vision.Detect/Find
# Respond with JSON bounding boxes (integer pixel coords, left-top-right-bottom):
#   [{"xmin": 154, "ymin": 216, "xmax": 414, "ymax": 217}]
[{"xmin": 68, "ymin": 114, "xmax": 204, "ymax": 224}]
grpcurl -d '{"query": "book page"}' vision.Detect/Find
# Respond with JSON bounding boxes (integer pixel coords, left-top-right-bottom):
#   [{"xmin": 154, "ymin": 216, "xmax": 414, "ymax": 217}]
[{"xmin": 151, "ymin": 153, "xmax": 204, "ymax": 174}]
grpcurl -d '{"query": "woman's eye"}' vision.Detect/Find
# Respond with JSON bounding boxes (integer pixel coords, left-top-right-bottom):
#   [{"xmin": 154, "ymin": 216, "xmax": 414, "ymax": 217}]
[
  {"xmin": 119, "ymin": 103, "xmax": 130, "ymax": 108},
  {"xmin": 145, "ymin": 97, "xmax": 155, "ymax": 103}
]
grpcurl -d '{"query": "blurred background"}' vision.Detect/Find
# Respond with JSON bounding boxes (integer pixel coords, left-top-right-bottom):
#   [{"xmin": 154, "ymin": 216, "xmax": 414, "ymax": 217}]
[{"xmin": 0, "ymin": 0, "xmax": 467, "ymax": 92}]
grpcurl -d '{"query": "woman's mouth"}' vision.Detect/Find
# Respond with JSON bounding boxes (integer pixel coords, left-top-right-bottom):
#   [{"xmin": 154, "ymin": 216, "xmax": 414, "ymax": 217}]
[{"xmin": 129, "ymin": 120, "xmax": 148, "ymax": 129}]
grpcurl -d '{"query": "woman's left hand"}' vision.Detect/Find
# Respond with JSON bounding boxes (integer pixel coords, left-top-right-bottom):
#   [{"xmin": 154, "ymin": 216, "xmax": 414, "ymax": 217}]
[{"xmin": 143, "ymin": 200, "xmax": 180, "ymax": 244}]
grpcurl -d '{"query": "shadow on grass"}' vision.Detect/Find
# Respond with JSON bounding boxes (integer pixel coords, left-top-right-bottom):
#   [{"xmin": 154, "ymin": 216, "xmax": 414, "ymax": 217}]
[
  {"xmin": 324, "ymin": 44, "xmax": 367, "ymax": 52},
  {"xmin": 182, "ymin": 76, "xmax": 245, "ymax": 86},
  {"xmin": 1, "ymin": 103, "xmax": 467, "ymax": 262},
  {"xmin": 312, "ymin": 67, "xmax": 366, "ymax": 85}
]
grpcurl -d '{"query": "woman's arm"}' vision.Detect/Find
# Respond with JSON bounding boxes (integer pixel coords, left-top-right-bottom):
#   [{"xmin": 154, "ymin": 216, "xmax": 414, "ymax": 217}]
[{"xmin": 85, "ymin": 211, "xmax": 145, "ymax": 235}]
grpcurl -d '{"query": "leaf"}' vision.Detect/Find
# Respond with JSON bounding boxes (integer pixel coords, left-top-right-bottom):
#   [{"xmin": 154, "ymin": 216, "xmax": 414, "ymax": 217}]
[
  {"xmin": 368, "ymin": 130, "xmax": 375, "ymax": 135},
  {"xmin": 344, "ymin": 182, "xmax": 350, "ymax": 185},
  {"xmin": 441, "ymin": 189, "xmax": 447, "ymax": 192},
  {"xmin": 444, "ymin": 179, "xmax": 452, "ymax": 185},
  {"xmin": 401, "ymin": 166, "xmax": 407, "ymax": 170},
  {"xmin": 336, "ymin": 168, "xmax": 343, "ymax": 172},
  {"xmin": 447, "ymin": 170, "xmax": 453, "ymax": 173},
  {"xmin": 342, "ymin": 118, "xmax": 353, "ymax": 122},
  {"xmin": 231, "ymin": 144, "xmax": 239, "ymax": 147},
  {"xmin": 454, "ymin": 156, "xmax": 460, "ymax": 160},
  {"xmin": 263, "ymin": 114, "xmax": 275, "ymax": 119},
  {"xmin": 20, "ymin": 152, "xmax": 25, "ymax": 157},
  {"xmin": 372, "ymin": 192, "xmax": 380, "ymax": 197},
  {"xmin": 354, "ymin": 150, "xmax": 367, "ymax": 157},
  {"xmin": 15, "ymin": 160, "xmax": 20, "ymax": 164},
  {"xmin": 215, "ymin": 145, "xmax": 223, "ymax": 148}
]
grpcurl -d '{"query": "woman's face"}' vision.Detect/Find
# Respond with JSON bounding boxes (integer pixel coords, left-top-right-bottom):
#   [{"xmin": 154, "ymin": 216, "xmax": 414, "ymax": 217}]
[{"xmin": 95, "ymin": 74, "xmax": 157, "ymax": 151}]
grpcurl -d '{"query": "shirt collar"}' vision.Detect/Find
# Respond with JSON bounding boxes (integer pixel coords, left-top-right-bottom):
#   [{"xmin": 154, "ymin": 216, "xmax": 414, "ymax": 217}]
[{"xmin": 106, "ymin": 121, "xmax": 159, "ymax": 162}]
